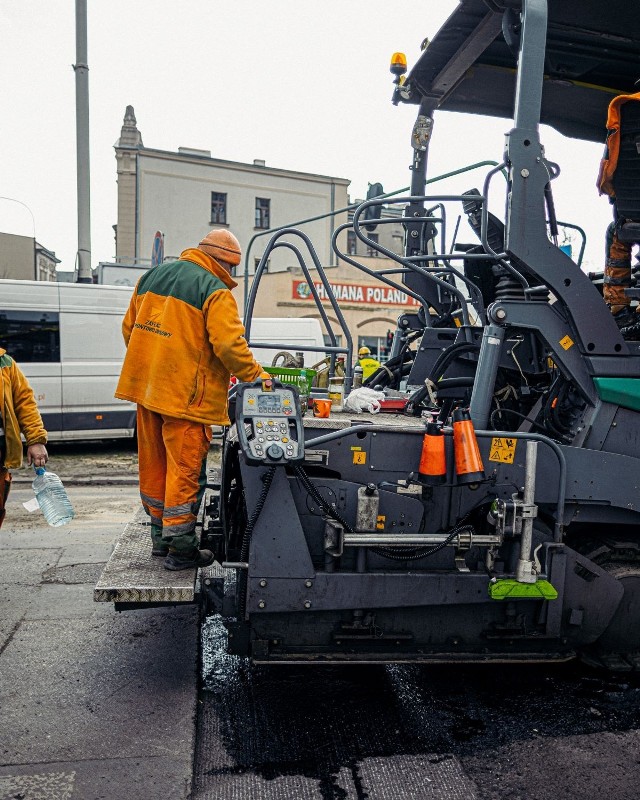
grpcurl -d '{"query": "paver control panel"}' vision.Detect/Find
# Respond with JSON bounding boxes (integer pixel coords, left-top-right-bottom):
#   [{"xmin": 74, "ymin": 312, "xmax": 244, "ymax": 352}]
[{"xmin": 235, "ymin": 379, "xmax": 305, "ymax": 465}]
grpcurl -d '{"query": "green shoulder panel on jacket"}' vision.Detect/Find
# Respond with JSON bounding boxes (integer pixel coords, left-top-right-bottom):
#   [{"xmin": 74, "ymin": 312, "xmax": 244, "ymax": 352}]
[
  {"xmin": 0, "ymin": 354, "xmax": 13, "ymax": 368},
  {"xmin": 137, "ymin": 260, "xmax": 227, "ymax": 309}
]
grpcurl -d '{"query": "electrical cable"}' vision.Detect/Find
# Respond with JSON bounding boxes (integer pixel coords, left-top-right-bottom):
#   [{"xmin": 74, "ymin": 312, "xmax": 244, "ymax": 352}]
[
  {"xmin": 490, "ymin": 407, "xmax": 547, "ymax": 433},
  {"xmin": 372, "ymin": 522, "xmax": 476, "ymax": 561},
  {"xmin": 238, "ymin": 465, "xmax": 277, "ymax": 617},
  {"xmin": 293, "ymin": 464, "xmax": 353, "ymax": 532},
  {"xmin": 406, "ymin": 341, "xmax": 480, "ymax": 414},
  {"xmin": 364, "ymin": 346, "xmax": 415, "ymax": 389}
]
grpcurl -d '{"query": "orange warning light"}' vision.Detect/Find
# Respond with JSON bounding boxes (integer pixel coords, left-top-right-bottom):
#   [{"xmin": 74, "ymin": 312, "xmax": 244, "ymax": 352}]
[{"xmin": 390, "ymin": 52, "xmax": 407, "ymax": 76}]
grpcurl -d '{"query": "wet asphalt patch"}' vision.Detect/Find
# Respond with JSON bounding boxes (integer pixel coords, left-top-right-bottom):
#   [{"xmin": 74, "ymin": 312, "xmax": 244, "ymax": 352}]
[{"xmin": 193, "ymin": 618, "xmax": 640, "ymax": 798}]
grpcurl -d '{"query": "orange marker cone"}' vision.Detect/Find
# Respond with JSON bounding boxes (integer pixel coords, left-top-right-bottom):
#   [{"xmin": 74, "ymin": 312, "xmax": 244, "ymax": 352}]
[
  {"xmin": 452, "ymin": 408, "xmax": 485, "ymax": 485},
  {"xmin": 418, "ymin": 422, "xmax": 447, "ymax": 484}
]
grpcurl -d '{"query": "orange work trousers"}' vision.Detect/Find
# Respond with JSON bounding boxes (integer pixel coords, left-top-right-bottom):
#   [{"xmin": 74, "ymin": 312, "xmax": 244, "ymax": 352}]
[
  {"xmin": 604, "ymin": 221, "xmax": 633, "ymax": 312},
  {"xmin": 136, "ymin": 406, "xmax": 211, "ymax": 553}
]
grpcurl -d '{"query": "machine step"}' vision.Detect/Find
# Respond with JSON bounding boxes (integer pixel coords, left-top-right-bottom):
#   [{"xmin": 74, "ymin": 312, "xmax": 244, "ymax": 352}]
[{"xmin": 94, "ymin": 507, "xmax": 198, "ymax": 604}]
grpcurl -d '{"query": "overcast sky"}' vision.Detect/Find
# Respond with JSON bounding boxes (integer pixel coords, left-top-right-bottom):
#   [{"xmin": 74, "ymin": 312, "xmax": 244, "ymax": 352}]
[{"xmin": 1, "ymin": 1, "xmax": 612, "ymax": 273}]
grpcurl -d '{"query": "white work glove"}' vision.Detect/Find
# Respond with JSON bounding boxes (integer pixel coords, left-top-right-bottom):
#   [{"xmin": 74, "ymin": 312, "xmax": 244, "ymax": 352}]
[{"xmin": 343, "ymin": 387, "xmax": 385, "ymax": 413}]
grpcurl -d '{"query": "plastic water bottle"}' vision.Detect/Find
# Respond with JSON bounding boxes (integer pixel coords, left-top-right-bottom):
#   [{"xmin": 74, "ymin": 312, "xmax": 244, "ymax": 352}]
[{"xmin": 32, "ymin": 467, "xmax": 75, "ymax": 527}]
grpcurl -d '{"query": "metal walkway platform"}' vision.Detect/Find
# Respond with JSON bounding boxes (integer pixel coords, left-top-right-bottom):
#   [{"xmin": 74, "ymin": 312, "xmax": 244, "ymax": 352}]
[{"xmin": 94, "ymin": 507, "xmax": 198, "ymax": 604}]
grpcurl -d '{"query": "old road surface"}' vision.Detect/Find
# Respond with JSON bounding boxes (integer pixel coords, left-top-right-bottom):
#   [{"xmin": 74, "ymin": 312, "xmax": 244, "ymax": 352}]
[{"xmin": 1, "ymin": 441, "xmax": 639, "ymax": 799}]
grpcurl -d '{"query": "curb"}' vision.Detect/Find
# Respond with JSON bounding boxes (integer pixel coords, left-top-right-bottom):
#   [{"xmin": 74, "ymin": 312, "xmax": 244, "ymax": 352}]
[{"xmin": 11, "ymin": 475, "xmax": 139, "ymax": 487}]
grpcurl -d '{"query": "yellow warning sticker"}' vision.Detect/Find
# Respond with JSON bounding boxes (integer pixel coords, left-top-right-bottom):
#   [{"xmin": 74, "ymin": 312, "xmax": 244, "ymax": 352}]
[
  {"xmin": 376, "ymin": 515, "xmax": 385, "ymax": 530},
  {"xmin": 353, "ymin": 451, "xmax": 367, "ymax": 465},
  {"xmin": 559, "ymin": 335, "xmax": 574, "ymax": 350},
  {"xmin": 489, "ymin": 436, "xmax": 517, "ymax": 464}
]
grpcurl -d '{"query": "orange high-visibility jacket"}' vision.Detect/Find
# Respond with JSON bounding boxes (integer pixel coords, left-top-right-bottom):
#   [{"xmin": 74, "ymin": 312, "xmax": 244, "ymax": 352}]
[
  {"xmin": 115, "ymin": 249, "xmax": 264, "ymax": 426},
  {"xmin": 597, "ymin": 91, "xmax": 640, "ymax": 198},
  {"xmin": 0, "ymin": 350, "xmax": 48, "ymax": 468}
]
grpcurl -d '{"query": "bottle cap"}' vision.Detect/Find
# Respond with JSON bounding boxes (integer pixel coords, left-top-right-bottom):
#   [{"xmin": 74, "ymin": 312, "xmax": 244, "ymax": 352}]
[{"xmin": 35, "ymin": 467, "xmax": 46, "ymax": 475}]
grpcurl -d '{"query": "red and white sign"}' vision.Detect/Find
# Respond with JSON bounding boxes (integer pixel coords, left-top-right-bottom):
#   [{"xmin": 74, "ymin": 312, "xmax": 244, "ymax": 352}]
[{"xmin": 292, "ymin": 280, "xmax": 419, "ymax": 307}]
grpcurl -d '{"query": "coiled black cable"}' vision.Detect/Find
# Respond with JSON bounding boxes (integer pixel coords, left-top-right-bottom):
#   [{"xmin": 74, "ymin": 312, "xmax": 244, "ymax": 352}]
[
  {"xmin": 372, "ymin": 523, "xmax": 475, "ymax": 562},
  {"xmin": 293, "ymin": 465, "xmax": 481, "ymax": 567},
  {"xmin": 238, "ymin": 466, "xmax": 277, "ymax": 617}
]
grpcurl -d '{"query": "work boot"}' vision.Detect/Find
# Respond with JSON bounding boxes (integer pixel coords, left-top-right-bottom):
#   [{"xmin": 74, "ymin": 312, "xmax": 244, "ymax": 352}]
[
  {"xmin": 150, "ymin": 524, "xmax": 168, "ymax": 556},
  {"xmin": 621, "ymin": 320, "xmax": 640, "ymax": 341},
  {"xmin": 612, "ymin": 306, "xmax": 635, "ymax": 330},
  {"xmin": 164, "ymin": 548, "xmax": 214, "ymax": 571}
]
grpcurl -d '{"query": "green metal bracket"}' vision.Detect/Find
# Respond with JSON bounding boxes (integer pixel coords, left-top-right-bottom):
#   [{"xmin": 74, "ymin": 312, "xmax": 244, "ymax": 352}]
[{"xmin": 488, "ymin": 578, "xmax": 558, "ymax": 601}]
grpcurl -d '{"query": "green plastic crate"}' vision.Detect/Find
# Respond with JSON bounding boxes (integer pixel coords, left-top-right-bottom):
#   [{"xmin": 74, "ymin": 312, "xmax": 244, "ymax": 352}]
[{"xmin": 263, "ymin": 366, "xmax": 316, "ymax": 398}]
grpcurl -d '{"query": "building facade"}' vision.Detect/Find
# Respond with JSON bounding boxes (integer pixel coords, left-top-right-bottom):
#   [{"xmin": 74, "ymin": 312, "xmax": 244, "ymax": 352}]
[
  {"xmin": 114, "ymin": 106, "xmax": 352, "ymax": 273},
  {"xmin": 112, "ymin": 106, "xmax": 414, "ymax": 361},
  {"xmin": 0, "ymin": 232, "xmax": 60, "ymax": 281}
]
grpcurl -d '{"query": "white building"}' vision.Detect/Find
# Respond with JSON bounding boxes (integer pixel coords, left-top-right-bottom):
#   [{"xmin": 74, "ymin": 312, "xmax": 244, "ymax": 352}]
[
  {"xmin": 110, "ymin": 107, "xmax": 413, "ymax": 361},
  {"xmin": 114, "ymin": 106, "xmax": 352, "ymax": 274}
]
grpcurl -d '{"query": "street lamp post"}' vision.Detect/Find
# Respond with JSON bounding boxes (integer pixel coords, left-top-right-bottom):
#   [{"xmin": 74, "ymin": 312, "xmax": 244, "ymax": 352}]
[
  {"xmin": 73, "ymin": 0, "xmax": 92, "ymax": 283},
  {"xmin": 0, "ymin": 196, "xmax": 36, "ymax": 239}
]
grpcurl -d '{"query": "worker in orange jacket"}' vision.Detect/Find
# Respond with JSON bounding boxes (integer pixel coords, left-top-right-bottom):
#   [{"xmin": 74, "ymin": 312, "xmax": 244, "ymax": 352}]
[
  {"xmin": 115, "ymin": 229, "xmax": 267, "ymax": 570},
  {"xmin": 0, "ymin": 349, "xmax": 48, "ymax": 529}
]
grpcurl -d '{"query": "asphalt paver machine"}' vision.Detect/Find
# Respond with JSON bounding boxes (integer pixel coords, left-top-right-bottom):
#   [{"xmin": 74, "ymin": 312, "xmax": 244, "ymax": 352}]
[{"xmin": 97, "ymin": 0, "xmax": 640, "ymax": 670}]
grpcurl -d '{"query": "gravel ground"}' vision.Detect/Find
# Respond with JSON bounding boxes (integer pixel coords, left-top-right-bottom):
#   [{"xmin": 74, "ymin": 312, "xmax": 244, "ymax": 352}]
[{"xmin": 11, "ymin": 438, "xmax": 222, "ymax": 482}]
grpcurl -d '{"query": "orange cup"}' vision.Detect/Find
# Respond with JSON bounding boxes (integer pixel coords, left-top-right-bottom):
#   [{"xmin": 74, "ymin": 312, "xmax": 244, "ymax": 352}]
[{"xmin": 313, "ymin": 398, "xmax": 332, "ymax": 418}]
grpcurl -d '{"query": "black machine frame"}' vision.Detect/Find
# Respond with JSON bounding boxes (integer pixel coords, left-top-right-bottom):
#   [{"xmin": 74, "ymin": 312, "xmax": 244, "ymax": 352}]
[{"xmin": 97, "ymin": 0, "xmax": 640, "ymax": 671}]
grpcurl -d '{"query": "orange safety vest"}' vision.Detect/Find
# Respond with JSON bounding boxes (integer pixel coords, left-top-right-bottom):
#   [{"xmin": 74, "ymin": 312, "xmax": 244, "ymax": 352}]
[{"xmin": 597, "ymin": 91, "xmax": 640, "ymax": 198}]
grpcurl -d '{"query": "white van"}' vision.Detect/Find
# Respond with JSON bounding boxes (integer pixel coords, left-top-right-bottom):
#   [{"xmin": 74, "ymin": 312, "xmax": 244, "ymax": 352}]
[
  {"xmin": 0, "ymin": 280, "xmax": 327, "ymax": 441},
  {"xmin": 243, "ymin": 317, "xmax": 326, "ymax": 368},
  {"xmin": 0, "ymin": 279, "xmax": 136, "ymax": 441}
]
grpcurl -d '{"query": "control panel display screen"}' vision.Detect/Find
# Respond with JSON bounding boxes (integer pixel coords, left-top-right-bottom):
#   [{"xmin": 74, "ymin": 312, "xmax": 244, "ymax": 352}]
[{"xmin": 257, "ymin": 394, "xmax": 282, "ymax": 414}]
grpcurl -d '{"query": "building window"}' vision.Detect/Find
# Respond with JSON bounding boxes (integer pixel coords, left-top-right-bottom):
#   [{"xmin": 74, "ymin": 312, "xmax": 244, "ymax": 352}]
[
  {"xmin": 254, "ymin": 256, "xmax": 271, "ymax": 273},
  {"xmin": 366, "ymin": 233, "xmax": 379, "ymax": 257},
  {"xmin": 36, "ymin": 257, "xmax": 56, "ymax": 282},
  {"xmin": 392, "ymin": 233, "xmax": 404, "ymax": 256},
  {"xmin": 347, "ymin": 231, "xmax": 357, "ymax": 255},
  {"xmin": 323, "ymin": 334, "xmax": 343, "ymax": 347},
  {"xmin": 0, "ymin": 311, "xmax": 60, "ymax": 362},
  {"xmin": 359, "ymin": 335, "xmax": 394, "ymax": 364},
  {"xmin": 210, "ymin": 192, "xmax": 227, "ymax": 224},
  {"xmin": 255, "ymin": 198, "xmax": 270, "ymax": 229}
]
